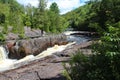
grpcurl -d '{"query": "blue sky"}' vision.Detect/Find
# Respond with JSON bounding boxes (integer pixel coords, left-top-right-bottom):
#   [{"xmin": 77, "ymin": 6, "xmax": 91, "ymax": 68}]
[{"xmin": 17, "ymin": 0, "xmax": 89, "ymax": 14}]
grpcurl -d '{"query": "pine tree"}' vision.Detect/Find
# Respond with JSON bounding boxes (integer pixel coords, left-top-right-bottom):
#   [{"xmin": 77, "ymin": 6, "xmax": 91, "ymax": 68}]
[
  {"xmin": 33, "ymin": 0, "xmax": 48, "ymax": 32},
  {"xmin": 49, "ymin": 2, "xmax": 60, "ymax": 33}
]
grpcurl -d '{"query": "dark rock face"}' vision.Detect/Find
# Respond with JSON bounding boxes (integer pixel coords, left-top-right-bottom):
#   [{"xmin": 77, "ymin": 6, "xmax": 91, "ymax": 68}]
[{"xmin": 7, "ymin": 34, "xmax": 67, "ymax": 59}]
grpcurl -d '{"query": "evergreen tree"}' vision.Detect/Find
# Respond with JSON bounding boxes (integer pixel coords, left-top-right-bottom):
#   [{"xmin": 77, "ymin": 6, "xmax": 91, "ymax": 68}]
[
  {"xmin": 24, "ymin": 4, "xmax": 34, "ymax": 27},
  {"xmin": 33, "ymin": 0, "xmax": 48, "ymax": 32},
  {"xmin": 49, "ymin": 2, "xmax": 60, "ymax": 33}
]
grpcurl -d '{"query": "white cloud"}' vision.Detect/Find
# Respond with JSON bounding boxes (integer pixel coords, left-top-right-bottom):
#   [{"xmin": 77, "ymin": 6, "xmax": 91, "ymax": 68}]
[{"xmin": 17, "ymin": 0, "xmax": 87, "ymax": 14}]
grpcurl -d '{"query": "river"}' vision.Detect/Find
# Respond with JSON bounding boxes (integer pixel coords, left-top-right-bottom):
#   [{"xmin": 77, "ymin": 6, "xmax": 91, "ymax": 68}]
[{"xmin": 0, "ymin": 31, "xmax": 91, "ymax": 72}]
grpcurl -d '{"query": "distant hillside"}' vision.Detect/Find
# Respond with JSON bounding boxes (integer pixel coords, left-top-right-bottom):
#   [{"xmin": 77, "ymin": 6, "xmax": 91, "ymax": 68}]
[{"xmin": 63, "ymin": 2, "xmax": 95, "ymax": 31}]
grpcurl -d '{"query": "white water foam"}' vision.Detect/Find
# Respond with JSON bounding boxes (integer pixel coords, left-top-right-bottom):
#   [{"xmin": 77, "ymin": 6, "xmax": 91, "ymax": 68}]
[
  {"xmin": 0, "ymin": 47, "xmax": 8, "ymax": 60},
  {"xmin": 36, "ymin": 42, "xmax": 75, "ymax": 58},
  {"xmin": 0, "ymin": 42, "xmax": 75, "ymax": 72},
  {"xmin": 63, "ymin": 31, "xmax": 80, "ymax": 35},
  {"xmin": 0, "ymin": 46, "xmax": 17, "ymax": 72}
]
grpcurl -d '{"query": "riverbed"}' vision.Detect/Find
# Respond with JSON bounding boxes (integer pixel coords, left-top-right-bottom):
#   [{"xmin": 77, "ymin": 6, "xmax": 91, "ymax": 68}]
[{"xmin": 0, "ymin": 31, "xmax": 92, "ymax": 72}]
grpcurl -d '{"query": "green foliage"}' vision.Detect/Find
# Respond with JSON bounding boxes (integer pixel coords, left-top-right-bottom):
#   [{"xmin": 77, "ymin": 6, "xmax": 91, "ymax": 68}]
[
  {"xmin": 63, "ymin": 0, "xmax": 120, "ymax": 33},
  {"xmin": 23, "ymin": 4, "xmax": 33, "ymax": 27},
  {"xmin": 89, "ymin": 0, "xmax": 120, "ymax": 33},
  {"xmin": 63, "ymin": 52, "xmax": 90, "ymax": 80},
  {"xmin": 0, "ymin": 32, "xmax": 5, "ymax": 41},
  {"xmin": 0, "ymin": 3, "xmax": 9, "ymax": 24},
  {"xmin": 64, "ymin": 24, "xmax": 120, "ymax": 80},
  {"xmin": 63, "ymin": 3, "xmax": 94, "ymax": 31},
  {"xmin": 93, "ymin": 24, "xmax": 120, "ymax": 55},
  {"xmin": 33, "ymin": 0, "xmax": 50, "ymax": 32},
  {"xmin": 0, "ymin": 0, "xmax": 25, "ymax": 35},
  {"xmin": 50, "ymin": 2, "xmax": 59, "ymax": 14},
  {"xmin": 48, "ymin": 2, "xmax": 68, "ymax": 33},
  {"xmin": 38, "ymin": 0, "xmax": 47, "ymax": 12},
  {"xmin": 33, "ymin": 2, "xmax": 68, "ymax": 33},
  {"xmin": 0, "ymin": 0, "xmax": 68, "ymax": 37},
  {"xmin": 64, "ymin": 3, "xmax": 120, "ymax": 77}
]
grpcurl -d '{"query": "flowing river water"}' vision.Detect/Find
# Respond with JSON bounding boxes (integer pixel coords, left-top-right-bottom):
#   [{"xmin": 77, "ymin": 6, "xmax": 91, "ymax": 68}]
[{"xmin": 0, "ymin": 31, "xmax": 91, "ymax": 72}]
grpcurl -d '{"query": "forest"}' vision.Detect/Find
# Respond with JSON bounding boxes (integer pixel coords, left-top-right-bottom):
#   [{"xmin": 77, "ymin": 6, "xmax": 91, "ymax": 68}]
[
  {"xmin": 0, "ymin": 0, "xmax": 120, "ymax": 79},
  {"xmin": 0, "ymin": 0, "xmax": 120, "ymax": 35},
  {"xmin": 0, "ymin": 0, "xmax": 68, "ymax": 41},
  {"xmin": 64, "ymin": 0, "xmax": 120, "ymax": 33},
  {"xmin": 63, "ymin": 0, "xmax": 120, "ymax": 80}
]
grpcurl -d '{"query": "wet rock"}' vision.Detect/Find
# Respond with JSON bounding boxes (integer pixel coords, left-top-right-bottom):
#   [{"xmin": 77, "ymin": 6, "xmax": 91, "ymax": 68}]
[
  {"xmin": 6, "ymin": 41, "xmax": 16, "ymax": 49},
  {"xmin": 7, "ymin": 34, "xmax": 67, "ymax": 59},
  {"xmin": 0, "ymin": 41, "xmax": 92, "ymax": 80}
]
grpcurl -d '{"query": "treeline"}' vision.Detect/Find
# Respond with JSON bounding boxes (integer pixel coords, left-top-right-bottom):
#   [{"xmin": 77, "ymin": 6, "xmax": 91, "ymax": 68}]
[
  {"xmin": 0, "ymin": 0, "xmax": 68, "ymax": 35},
  {"xmin": 63, "ymin": 3, "xmax": 93, "ymax": 31},
  {"xmin": 63, "ymin": 0, "xmax": 120, "ymax": 34}
]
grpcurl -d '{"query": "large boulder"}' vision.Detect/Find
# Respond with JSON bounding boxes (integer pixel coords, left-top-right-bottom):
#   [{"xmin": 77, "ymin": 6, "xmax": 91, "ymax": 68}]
[
  {"xmin": 7, "ymin": 34, "xmax": 67, "ymax": 59},
  {"xmin": 24, "ymin": 27, "xmax": 45, "ymax": 38}
]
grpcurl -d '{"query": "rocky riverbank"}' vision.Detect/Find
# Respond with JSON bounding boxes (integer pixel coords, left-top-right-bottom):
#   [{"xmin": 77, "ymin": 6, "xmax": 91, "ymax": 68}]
[
  {"xmin": 0, "ymin": 40, "xmax": 93, "ymax": 80},
  {"xmin": 6, "ymin": 34, "xmax": 67, "ymax": 59},
  {"xmin": 0, "ymin": 27, "xmax": 67, "ymax": 59},
  {"xmin": 0, "ymin": 26, "xmax": 94, "ymax": 79}
]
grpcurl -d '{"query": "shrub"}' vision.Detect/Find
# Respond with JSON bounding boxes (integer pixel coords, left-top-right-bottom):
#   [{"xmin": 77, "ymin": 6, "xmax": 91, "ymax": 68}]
[
  {"xmin": 0, "ymin": 32, "xmax": 5, "ymax": 41},
  {"xmin": 64, "ymin": 24, "xmax": 120, "ymax": 80}
]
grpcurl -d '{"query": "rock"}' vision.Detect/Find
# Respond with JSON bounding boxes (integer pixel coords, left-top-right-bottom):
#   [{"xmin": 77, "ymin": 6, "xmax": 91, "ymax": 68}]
[
  {"xmin": 5, "ymin": 33, "xmax": 19, "ymax": 40},
  {"xmin": 0, "ymin": 74, "xmax": 11, "ymax": 80},
  {"xmin": 8, "ymin": 34, "xmax": 67, "ymax": 59},
  {"xmin": 0, "ymin": 40, "xmax": 92, "ymax": 80},
  {"xmin": 0, "ymin": 55, "xmax": 67, "ymax": 80},
  {"xmin": 24, "ymin": 27, "xmax": 44, "ymax": 38},
  {"xmin": 5, "ymin": 27, "xmax": 45, "ymax": 41},
  {"xmin": 6, "ymin": 41, "xmax": 16, "ymax": 49}
]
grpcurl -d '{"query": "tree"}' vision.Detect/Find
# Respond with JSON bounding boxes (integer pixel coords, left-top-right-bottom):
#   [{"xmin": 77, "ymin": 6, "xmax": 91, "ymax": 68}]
[
  {"xmin": 90, "ymin": 0, "xmax": 120, "ymax": 32},
  {"xmin": 50, "ymin": 2, "xmax": 59, "ymax": 14},
  {"xmin": 0, "ymin": 0, "xmax": 9, "ymax": 4},
  {"xmin": 64, "ymin": 23, "xmax": 120, "ymax": 80},
  {"xmin": 38, "ymin": 0, "xmax": 47, "ymax": 12},
  {"xmin": 0, "ymin": 3, "xmax": 9, "ymax": 24},
  {"xmin": 23, "ymin": 4, "xmax": 34, "ymax": 27},
  {"xmin": 7, "ymin": 0, "xmax": 24, "ymax": 34},
  {"xmin": 49, "ymin": 2, "xmax": 60, "ymax": 33},
  {"xmin": 33, "ymin": 0, "xmax": 48, "ymax": 32},
  {"xmin": 63, "ymin": 2, "xmax": 95, "ymax": 31}
]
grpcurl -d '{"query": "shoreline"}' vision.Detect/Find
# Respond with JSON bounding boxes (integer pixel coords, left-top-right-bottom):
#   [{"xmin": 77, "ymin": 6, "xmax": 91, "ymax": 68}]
[{"xmin": 0, "ymin": 40, "xmax": 93, "ymax": 80}]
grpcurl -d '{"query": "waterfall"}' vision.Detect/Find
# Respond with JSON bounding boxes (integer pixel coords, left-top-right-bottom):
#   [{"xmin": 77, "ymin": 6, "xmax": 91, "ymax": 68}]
[
  {"xmin": 0, "ymin": 46, "xmax": 8, "ymax": 61},
  {"xmin": 0, "ymin": 31, "xmax": 91, "ymax": 72},
  {"xmin": 0, "ymin": 46, "xmax": 17, "ymax": 72},
  {"xmin": 0, "ymin": 42, "xmax": 76, "ymax": 72}
]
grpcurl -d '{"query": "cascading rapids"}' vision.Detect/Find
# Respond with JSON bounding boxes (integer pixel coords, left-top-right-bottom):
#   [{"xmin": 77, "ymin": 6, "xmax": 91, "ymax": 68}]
[
  {"xmin": 0, "ymin": 42, "xmax": 75, "ymax": 72},
  {"xmin": 0, "ymin": 31, "xmax": 90, "ymax": 72},
  {"xmin": 0, "ymin": 46, "xmax": 17, "ymax": 72},
  {"xmin": 0, "ymin": 46, "xmax": 8, "ymax": 61}
]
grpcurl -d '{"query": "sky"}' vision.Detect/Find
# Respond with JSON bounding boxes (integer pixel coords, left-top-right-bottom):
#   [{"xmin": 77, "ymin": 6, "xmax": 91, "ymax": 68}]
[{"xmin": 17, "ymin": 0, "xmax": 89, "ymax": 14}]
